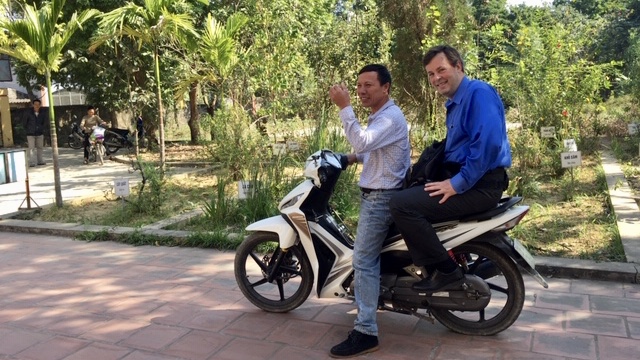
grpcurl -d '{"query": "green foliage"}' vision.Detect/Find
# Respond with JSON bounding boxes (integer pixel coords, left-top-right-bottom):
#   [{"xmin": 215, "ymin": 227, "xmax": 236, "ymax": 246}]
[
  {"xmin": 203, "ymin": 180, "xmax": 238, "ymax": 225},
  {"xmin": 184, "ymin": 231, "xmax": 243, "ymax": 250},
  {"xmin": 202, "ymin": 102, "xmax": 270, "ymax": 180},
  {"xmin": 302, "ymin": 109, "xmax": 353, "ymax": 155},
  {"xmin": 111, "ymin": 159, "xmax": 168, "ymax": 218},
  {"xmin": 75, "ymin": 229, "xmax": 110, "ymax": 242}
]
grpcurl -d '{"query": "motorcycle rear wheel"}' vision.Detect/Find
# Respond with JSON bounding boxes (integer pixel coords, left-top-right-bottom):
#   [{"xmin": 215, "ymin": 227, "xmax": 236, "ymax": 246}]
[
  {"xmin": 235, "ymin": 231, "xmax": 313, "ymax": 313},
  {"xmin": 430, "ymin": 242, "xmax": 525, "ymax": 336},
  {"xmin": 103, "ymin": 132, "xmax": 121, "ymax": 155}
]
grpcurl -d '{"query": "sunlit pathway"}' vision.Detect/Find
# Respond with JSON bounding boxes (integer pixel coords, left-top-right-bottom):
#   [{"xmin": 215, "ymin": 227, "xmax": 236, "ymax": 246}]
[{"xmin": 0, "ymin": 232, "xmax": 638, "ymax": 359}]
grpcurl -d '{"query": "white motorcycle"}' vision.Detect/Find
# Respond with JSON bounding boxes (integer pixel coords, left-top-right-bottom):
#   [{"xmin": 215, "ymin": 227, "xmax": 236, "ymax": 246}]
[{"xmin": 234, "ymin": 149, "xmax": 548, "ymax": 335}]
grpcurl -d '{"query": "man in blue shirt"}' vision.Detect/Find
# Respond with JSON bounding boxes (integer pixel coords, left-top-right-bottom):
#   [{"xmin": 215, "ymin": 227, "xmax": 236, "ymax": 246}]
[
  {"xmin": 390, "ymin": 45, "xmax": 511, "ymax": 292},
  {"xmin": 328, "ymin": 64, "xmax": 410, "ymax": 358}
]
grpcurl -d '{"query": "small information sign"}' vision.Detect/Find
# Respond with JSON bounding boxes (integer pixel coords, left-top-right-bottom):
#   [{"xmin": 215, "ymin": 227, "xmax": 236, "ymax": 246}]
[
  {"xmin": 114, "ymin": 178, "xmax": 130, "ymax": 197},
  {"xmin": 563, "ymin": 139, "xmax": 578, "ymax": 152},
  {"xmin": 238, "ymin": 180, "xmax": 254, "ymax": 200},
  {"xmin": 541, "ymin": 126, "xmax": 556, "ymax": 138},
  {"xmin": 561, "ymin": 151, "xmax": 582, "ymax": 168},
  {"xmin": 272, "ymin": 143, "xmax": 287, "ymax": 156},
  {"xmin": 287, "ymin": 141, "xmax": 300, "ymax": 151}
]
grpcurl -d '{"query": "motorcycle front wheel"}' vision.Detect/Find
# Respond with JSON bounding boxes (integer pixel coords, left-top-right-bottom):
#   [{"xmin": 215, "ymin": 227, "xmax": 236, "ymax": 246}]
[
  {"xmin": 68, "ymin": 135, "xmax": 83, "ymax": 150},
  {"xmin": 234, "ymin": 231, "xmax": 314, "ymax": 313},
  {"xmin": 431, "ymin": 242, "xmax": 525, "ymax": 336}
]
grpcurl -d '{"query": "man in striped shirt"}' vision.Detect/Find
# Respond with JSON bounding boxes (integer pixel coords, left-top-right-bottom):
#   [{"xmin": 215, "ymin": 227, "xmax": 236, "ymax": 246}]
[{"xmin": 328, "ymin": 64, "xmax": 410, "ymax": 358}]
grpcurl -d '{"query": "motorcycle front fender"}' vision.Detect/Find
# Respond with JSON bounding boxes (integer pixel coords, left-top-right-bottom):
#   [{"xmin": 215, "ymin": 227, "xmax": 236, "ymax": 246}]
[{"xmin": 246, "ymin": 216, "xmax": 298, "ymax": 248}]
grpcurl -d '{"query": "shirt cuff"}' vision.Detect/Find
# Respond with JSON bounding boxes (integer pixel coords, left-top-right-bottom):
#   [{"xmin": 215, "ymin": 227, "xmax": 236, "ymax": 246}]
[
  {"xmin": 338, "ymin": 106, "xmax": 355, "ymax": 121},
  {"xmin": 450, "ymin": 174, "xmax": 468, "ymax": 194}
]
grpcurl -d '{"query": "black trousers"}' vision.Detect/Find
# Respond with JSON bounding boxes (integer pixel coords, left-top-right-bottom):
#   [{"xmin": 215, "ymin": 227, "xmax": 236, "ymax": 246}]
[
  {"xmin": 83, "ymin": 133, "xmax": 91, "ymax": 160},
  {"xmin": 389, "ymin": 169, "xmax": 507, "ymax": 267}
]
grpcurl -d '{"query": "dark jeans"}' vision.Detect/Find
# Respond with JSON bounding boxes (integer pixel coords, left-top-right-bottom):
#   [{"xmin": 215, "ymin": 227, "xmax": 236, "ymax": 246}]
[
  {"xmin": 83, "ymin": 133, "xmax": 90, "ymax": 160},
  {"xmin": 389, "ymin": 169, "xmax": 507, "ymax": 267}
]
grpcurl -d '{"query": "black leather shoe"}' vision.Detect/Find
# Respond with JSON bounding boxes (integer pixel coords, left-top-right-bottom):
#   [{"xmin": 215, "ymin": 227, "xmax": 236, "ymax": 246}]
[
  {"xmin": 330, "ymin": 330, "xmax": 379, "ymax": 358},
  {"xmin": 412, "ymin": 267, "xmax": 464, "ymax": 292}
]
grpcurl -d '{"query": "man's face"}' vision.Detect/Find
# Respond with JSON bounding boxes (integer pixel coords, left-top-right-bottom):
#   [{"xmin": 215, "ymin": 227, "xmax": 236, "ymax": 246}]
[
  {"xmin": 425, "ymin": 52, "xmax": 464, "ymax": 99},
  {"xmin": 87, "ymin": 108, "xmax": 95, "ymax": 116},
  {"xmin": 356, "ymin": 71, "xmax": 389, "ymax": 113},
  {"xmin": 33, "ymin": 101, "xmax": 41, "ymax": 111}
]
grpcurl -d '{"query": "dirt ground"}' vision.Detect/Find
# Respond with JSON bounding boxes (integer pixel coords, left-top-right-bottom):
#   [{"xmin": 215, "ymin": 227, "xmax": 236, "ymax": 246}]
[{"xmin": 121, "ymin": 143, "xmax": 210, "ymax": 163}]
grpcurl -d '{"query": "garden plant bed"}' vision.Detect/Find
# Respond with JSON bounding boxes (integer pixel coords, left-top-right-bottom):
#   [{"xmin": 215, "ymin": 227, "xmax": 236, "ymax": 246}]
[{"xmin": 15, "ymin": 144, "xmax": 630, "ymax": 262}]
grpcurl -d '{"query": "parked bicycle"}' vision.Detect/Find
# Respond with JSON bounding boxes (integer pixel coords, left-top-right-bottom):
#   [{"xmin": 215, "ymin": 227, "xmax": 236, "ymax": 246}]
[{"xmin": 87, "ymin": 126, "xmax": 106, "ymax": 165}]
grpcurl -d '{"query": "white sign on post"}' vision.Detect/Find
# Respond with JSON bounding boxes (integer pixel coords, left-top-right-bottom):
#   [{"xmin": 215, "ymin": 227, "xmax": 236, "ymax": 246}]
[
  {"xmin": 238, "ymin": 180, "xmax": 254, "ymax": 200},
  {"xmin": 561, "ymin": 151, "xmax": 582, "ymax": 168},
  {"xmin": 272, "ymin": 143, "xmax": 287, "ymax": 156},
  {"xmin": 541, "ymin": 126, "xmax": 556, "ymax": 138},
  {"xmin": 563, "ymin": 139, "xmax": 578, "ymax": 152},
  {"xmin": 629, "ymin": 123, "xmax": 639, "ymax": 135},
  {"xmin": 287, "ymin": 141, "xmax": 300, "ymax": 151},
  {"xmin": 114, "ymin": 178, "xmax": 130, "ymax": 197}
]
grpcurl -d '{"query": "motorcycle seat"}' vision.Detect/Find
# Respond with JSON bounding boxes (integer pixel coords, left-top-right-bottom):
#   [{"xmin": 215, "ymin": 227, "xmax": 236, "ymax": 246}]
[
  {"xmin": 459, "ymin": 196, "xmax": 522, "ymax": 222},
  {"xmin": 108, "ymin": 128, "xmax": 130, "ymax": 137}
]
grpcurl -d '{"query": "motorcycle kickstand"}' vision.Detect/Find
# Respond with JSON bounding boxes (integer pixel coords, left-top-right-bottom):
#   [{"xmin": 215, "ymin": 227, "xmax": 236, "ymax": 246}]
[
  {"xmin": 412, "ymin": 310, "xmax": 436, "ymax": 324},
  {"xmin": 377, "ymin": 303, "xmax": 436, "ymax": 324}
]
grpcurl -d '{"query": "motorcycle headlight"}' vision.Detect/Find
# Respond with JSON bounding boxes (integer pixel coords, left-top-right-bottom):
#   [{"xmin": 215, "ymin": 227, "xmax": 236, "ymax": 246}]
[{"xmin": 280, "ymin": 193, "xmax": 304, "ymax": 210}]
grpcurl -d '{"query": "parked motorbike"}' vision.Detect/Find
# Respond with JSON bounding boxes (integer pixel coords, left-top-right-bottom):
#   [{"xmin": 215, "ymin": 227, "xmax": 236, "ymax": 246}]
[
  {"xmin": 68, "ymin": 122, "xmax": 84, "ymax": 149},
  {"xmin": 234, "ymin": 149, "xmax": 548, "ymax": 335},
  {"xmin": 102, "ymin": 127, "xmax": 147, "ymax": 155}
]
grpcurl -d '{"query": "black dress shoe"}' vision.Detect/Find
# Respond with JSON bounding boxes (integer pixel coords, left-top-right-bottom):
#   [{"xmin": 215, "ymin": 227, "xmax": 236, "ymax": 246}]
[
  {"xmin": 330, "ymin": 330, "xmax": 379, "ymax": 358},
  {"xmin": 412, "ymin": 267, "xmax": 464, "ymax": 292}
]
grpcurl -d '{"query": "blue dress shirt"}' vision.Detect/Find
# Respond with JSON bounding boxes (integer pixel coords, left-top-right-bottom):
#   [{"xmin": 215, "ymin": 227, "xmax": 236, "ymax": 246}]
[{"xmin": 444, "ymin": 77, "xmax": 512, "ymax": 194}]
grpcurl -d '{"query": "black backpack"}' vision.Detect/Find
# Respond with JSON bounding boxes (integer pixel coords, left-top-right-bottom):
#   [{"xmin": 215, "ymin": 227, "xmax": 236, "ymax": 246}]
[{"xmin": 403, "ymin": 138, "xmax": 446, "ymax": 188}]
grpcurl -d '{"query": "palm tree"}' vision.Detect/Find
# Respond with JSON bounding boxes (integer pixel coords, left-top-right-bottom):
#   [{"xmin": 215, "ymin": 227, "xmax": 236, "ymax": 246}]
[
  {"xmin": 90, "ymin": 0, "xmax": 203, "ymax": 170},
  {"xmin": 174, "ymin": 13, "xmax": 248, "ymax": 144},
  {"xmin": 0, "ymin": 0, "xmax": 99, "ymax": 207}
]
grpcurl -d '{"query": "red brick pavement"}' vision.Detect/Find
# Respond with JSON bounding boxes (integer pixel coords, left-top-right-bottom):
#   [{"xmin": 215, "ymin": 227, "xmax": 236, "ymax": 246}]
[{"xmin": 0, "ymin": 232, "xmax": 639, "ymax": 360}]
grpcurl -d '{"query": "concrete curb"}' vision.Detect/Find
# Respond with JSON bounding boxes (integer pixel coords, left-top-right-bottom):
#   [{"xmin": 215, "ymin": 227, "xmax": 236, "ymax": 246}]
[
  {"xmin": 535, "ymin": 256, "xmax": 639, "ymax": 283},
  {"xmin": 0, "ymin": 219, "xmax": 193, "ymax": 240},
  {"xmin": 600, "ymin": 148, "xmax": 640, "ymax": 263}
]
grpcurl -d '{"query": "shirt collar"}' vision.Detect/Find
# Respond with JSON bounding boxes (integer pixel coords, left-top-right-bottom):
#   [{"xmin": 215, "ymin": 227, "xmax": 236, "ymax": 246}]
[
  {"xmin": 368, "ymin": 99, "xmax": 395, "ymax": 120},
  {"xmin": 445, "ymin": 76, "xmax": 469, "ymax": 107}
]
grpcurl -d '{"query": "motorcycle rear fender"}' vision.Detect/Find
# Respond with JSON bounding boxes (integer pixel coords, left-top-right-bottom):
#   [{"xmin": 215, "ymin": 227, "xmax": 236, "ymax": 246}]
[
  {"xmin": 478, "ymin": 234, "xmax": 549, "ymax": 289},
  {"xmin": 245, "ymin": 216, "xmax": 298, "ymax": 248}
]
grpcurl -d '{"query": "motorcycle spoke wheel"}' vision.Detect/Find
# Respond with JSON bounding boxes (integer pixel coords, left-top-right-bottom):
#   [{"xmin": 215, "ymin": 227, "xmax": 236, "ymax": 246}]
[
  {"xmin": 430, "ymin": 242, "xmax": 525, "ymax": 336},
  {"xmin": 235, "ymin": 232, "xmax": 313, "ymax": 313},
  {"xmin": 103, "ymin": 133, "xmax": 120, "ymax": 155},
  {"xmin": 68, "ymin": 137, "xmax": 83, "ymax": 150}
]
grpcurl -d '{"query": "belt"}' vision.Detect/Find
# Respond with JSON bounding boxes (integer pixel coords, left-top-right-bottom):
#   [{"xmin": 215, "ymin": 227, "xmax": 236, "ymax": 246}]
[
  {"xmin": 486, "ymin": 167, "xmax": 505, "ymax": 175},
  {"xmin": 360, "ymin": 187, "xmax": 401, "ymax": 194}
]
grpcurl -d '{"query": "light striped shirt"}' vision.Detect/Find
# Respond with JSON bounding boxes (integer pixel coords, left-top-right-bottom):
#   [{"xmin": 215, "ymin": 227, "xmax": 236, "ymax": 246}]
[{"xmin": 339, "ymin": 99, "xmax": 410, "ymax": 189}]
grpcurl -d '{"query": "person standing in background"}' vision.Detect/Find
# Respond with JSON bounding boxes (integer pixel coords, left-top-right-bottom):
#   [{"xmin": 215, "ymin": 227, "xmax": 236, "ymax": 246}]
[{"xmin": 24, "ymin": 99, "xmax": 47, "ymax": 167}]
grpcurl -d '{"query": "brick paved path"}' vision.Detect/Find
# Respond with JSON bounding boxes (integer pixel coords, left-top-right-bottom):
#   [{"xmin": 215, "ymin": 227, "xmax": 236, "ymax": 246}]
[{"xmin": 0, "ymin": 232, "xmax": 639, "ymax": 360}]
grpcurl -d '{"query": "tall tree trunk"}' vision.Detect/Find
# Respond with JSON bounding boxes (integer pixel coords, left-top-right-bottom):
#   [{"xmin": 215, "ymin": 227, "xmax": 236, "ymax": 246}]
[
  {"xmin": 154, "ymin": 47, "xmax": 165, "ymax": 171},
  {"xmin": 188, "ymin": 81, "xmax": 200, "ymax": 144},
  {"xmin": 46, "ymin": 71, "xmax": 63, "ymax": 207}
]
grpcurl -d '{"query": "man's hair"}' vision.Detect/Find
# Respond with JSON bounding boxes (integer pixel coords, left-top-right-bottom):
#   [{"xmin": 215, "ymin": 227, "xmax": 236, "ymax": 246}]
[
  {"xmin": 32, "ymin": 99, "xmax": 41, "ymax": 105},
  {"xmin": 423, "ymin": 45, "xmax": 465, "ymax": 73},
  {"xmin": 87, "ymin": 105, "xmax": 95, "ymax": 110},
  {"xmin": 358, "ymin": 64, "xmax": 392, "ymax": 91}
]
